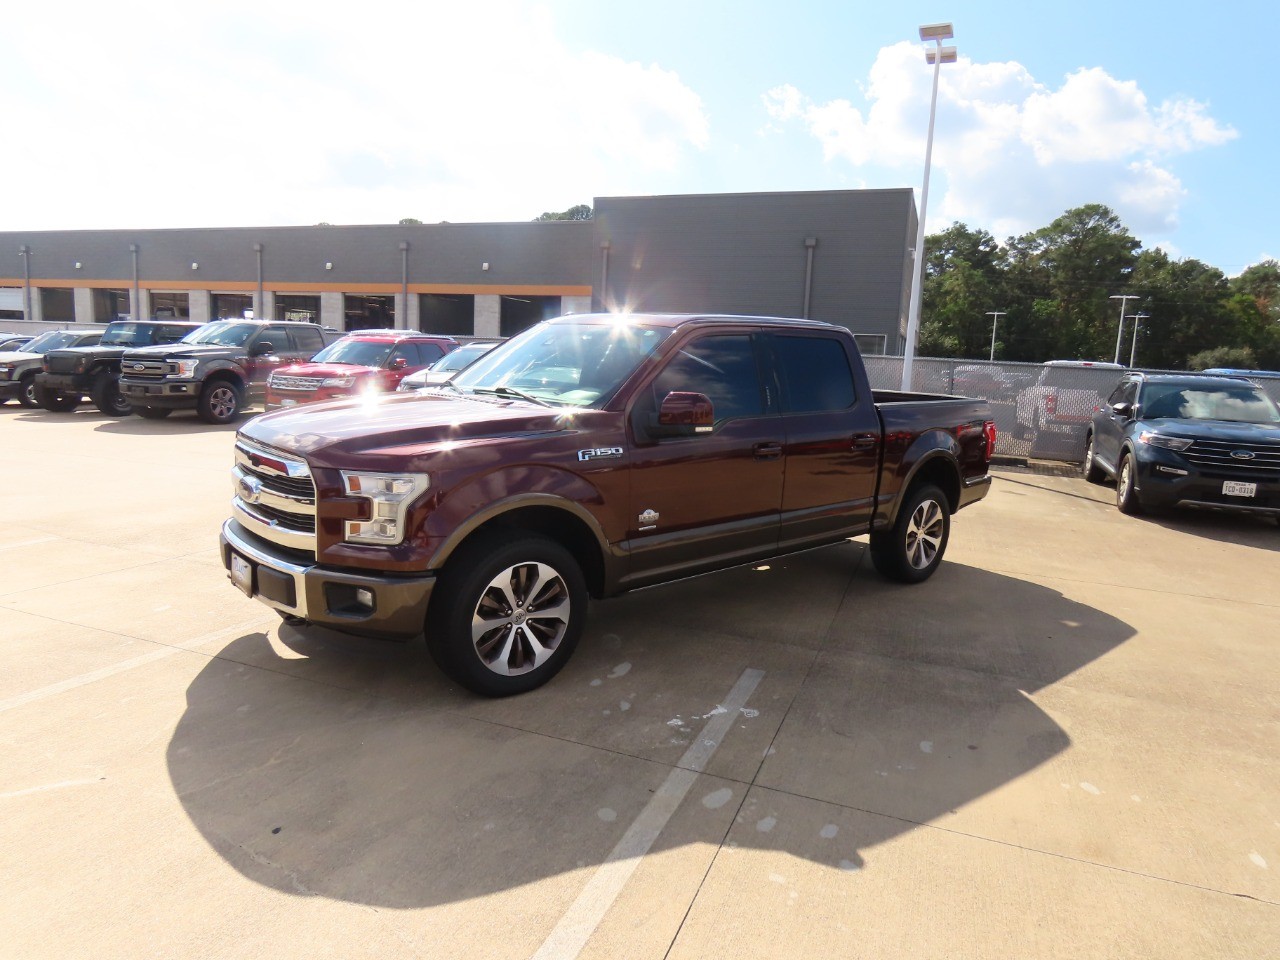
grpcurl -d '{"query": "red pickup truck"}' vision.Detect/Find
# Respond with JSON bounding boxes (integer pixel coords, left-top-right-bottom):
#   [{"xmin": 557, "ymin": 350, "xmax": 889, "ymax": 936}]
[{"xmin": 220, "ymin": 314, "xmax": 995, "ymax": 695}]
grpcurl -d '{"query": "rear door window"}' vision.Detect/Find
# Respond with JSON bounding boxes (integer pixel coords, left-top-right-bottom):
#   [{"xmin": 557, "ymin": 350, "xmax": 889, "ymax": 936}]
[
  {"xmin": 772, "ymin": 335, "xmax": 856, "ymax": 412},
  {"xmin": 289, "ymin": 325, "xmax": 324, "ymax": 355}
]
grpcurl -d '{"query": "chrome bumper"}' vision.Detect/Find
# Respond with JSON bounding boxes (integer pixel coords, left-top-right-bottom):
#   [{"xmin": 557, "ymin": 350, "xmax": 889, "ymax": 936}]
[{"xmin": 220, "ymin": 519, "xmax": 435, "ymax": 639}]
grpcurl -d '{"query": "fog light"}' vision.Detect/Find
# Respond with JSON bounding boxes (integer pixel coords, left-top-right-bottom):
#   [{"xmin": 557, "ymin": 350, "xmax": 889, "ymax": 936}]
[{"xmin": 355, "ymin": 588, "xmax": 374, "ymax": 608}]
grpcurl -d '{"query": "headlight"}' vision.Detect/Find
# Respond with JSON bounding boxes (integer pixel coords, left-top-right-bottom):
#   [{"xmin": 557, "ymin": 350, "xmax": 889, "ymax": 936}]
[
  {"xmin": 341, "ymin": 472, "xmax": 429, "ymax": 545},
  {"xmin": 171, "ymin": 359, "xmax": 199, "ymax": 378},
  {"xmin": 74, "ymin": 357, "xmax": 91, "ymax": 374},
  {"xmin": 1137, "ymin": 431, "xmax": 1192, "ymax": 451},
  {"xmin": 323, "ymin": 376, "xmax": 356, "ymax": 388}
]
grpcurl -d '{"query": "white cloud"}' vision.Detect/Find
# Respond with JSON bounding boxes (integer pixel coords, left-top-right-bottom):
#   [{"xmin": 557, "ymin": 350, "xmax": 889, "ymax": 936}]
[
  {"xmin": 763, "ymin": 42, "xmax": 1236, "ymax": 239},
  {"xmin": 0, "ymin": 1, "xmax": 709, "ymax": 228}
]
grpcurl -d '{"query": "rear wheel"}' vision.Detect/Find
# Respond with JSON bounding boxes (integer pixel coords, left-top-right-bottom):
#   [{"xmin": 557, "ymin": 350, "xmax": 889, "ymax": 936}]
[
  {"xmin": 197, "ymin": 380, "xmax": 243, "ymax": 424},
  {"xmin": 1117, "ymin": 452, "xmax": 1144, "ymax": 515},
  {"xmin": 427, "ymin": 533, "xmax": 586, "ymax": 696},
  {"xmin": 17, "ymin": 373, "xmax": 39, "ymax": 408},
  {"xmin": 35, "ymin": 384, "xmax": 80, "ymax": 412},
  {"xmin": 870, "ymin": 483, "xmax": 951, "ymax": 584},
  {"xmin": 133, "ymin": 405, "xmax": 173, "ymax": 419},
  {"xmin": 91, "ymin": 372, "xmax": 132, "ymax": 417},
  {"xmin": 1082, "ymin": 432, "xmax": 1106, "ymax": 484}
]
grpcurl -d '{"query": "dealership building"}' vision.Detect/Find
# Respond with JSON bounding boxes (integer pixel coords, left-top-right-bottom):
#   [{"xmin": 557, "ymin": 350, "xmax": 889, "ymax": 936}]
[{"xmin": 0, "ymin": 188, "xmax": 917, "ymax": 355}]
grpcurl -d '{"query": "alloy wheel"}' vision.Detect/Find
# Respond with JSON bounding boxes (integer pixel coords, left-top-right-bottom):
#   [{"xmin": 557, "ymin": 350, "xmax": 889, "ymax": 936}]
[
  {"xmin": 471, "ymin": 561, "xmax": 571, "ymax": 676},
  {"xmin": 905, "ymin": 498, "xmax": 945, "ymax": 570}
]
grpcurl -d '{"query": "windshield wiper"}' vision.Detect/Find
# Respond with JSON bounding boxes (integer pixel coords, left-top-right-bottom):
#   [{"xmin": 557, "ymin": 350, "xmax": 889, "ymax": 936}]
[{"xmin": 472, "ymin": 386, "xmax": 553, "ymax": 407}]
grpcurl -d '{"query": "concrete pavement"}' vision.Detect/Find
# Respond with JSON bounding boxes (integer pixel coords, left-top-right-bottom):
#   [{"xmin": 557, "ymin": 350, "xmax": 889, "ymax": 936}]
[{"xmin": 1, "ymin": 403, "xmax": 1276, "ymax": 959}]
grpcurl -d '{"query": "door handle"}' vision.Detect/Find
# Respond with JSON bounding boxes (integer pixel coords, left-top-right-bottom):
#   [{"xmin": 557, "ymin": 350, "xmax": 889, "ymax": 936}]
[
  {"xmin": 851, "ymin": 433, "xmax": 879, "ymax": 451},
  {"xmin": 753, "ymin": 442, "xmax": 783, "ymax": 461}
]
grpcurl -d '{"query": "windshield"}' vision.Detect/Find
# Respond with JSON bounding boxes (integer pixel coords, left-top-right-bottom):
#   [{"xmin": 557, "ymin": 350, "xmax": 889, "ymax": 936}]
[
  {"xmin": 1142, "ymin": 383, "xmax": 1280, "ymax": 424},
  {"xmin": 181, "ymin": 322, "xmax": 257, "ymax": 347},
  {"xmin": 431, "ymin": 343, "xmax": 493, "ymax": 373},
  {"xmin": 309, "ymin": 339, "xmax": 395, "ymax": 367},
  {"xmin": 17, "ymin": 331, "xmax": 83, "ymax": 354},
  {"xmin": 100, "ymin": 322, "xmax": 153, "ymax": 347},
  {"xmin": 451, "ymin": 321, "xmax": 672, "ymax": 406}
]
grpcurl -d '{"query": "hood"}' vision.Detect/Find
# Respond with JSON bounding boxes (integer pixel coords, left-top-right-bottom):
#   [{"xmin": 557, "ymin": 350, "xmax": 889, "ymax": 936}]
[
  {"xmin": 0, "ymin": 350, "xmax": 41, "ymax": 364},
  {"xmin": 1138, "ymin": 418, "xmax": 1280, "ymax": 443},
  {"xmin": 240, "ymin": 391, "xmax": 589, "ymax": 469},
  {"xmin": 272, "ymin": 361, "xmax": 380, "ymax": 379},
  {"xmin": 122, "ymin": 343, "xmax": 236, "ymax": 359}
]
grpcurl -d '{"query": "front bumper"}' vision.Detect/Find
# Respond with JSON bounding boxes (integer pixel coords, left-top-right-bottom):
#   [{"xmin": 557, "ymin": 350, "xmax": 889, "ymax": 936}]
[
  {"xmin": 1133, "ymin": 449, "xmax": 1280, "ymax": 516},
  {"xmin": 119, "ymin": 377, "xmax": 200, "ymax": 408},
  {"xmin": 220, "ymin": 519, "xmax": 436, "ymax": 639},
  {"xmin": 36, "ymin": 372, "xmax": 89, "ymax": 395}
]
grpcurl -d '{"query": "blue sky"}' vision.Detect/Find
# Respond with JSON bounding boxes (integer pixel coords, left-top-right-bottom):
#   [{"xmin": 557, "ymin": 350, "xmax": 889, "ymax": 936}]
[{"xmin": 4, "ymin": 1, "xmax": 1275, "ymax": 274}]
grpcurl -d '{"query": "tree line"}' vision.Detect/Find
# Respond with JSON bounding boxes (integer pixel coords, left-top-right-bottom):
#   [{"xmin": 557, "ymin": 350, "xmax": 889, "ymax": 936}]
[{"xmin": 917, "ymin": 204, "xmax": 1280, "ymax": 370}]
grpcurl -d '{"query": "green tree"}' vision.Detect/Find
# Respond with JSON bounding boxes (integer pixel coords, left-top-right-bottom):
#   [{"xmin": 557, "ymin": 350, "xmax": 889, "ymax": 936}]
[
  {"xmin": 398, "ymin": 217, "xmax": 424, "ymax": 225},
  {"xmin": 919, "ymin": 223, "xmax": 1007, "ymax": 358},
  {"xmin": 534, "ymin": 204, "xmax": 593, "ymax": 222},
  {"xmin": 1185, "ymin": 346, "xmax": 1258, "ymax": 370},
  {"xmin": 1128, "ymin": 250, "xmax": 1232, "ymax": 369}
]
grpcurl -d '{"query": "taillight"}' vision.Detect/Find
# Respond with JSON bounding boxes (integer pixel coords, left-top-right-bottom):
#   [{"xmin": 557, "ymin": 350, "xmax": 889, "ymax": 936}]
[
  {"xmin": 983, "ymin": 420, "xmax": 997, "ymax": 461},
  {"xmin": 1044, "ymin": 393, "xmax": 1057, "ymax": 415}
]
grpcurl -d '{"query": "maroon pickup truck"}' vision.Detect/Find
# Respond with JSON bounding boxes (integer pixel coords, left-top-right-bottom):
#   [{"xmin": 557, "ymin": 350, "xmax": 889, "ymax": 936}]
[{"xmin": 220, "ymin": 314, "xmax": 995, "ymax": 695}]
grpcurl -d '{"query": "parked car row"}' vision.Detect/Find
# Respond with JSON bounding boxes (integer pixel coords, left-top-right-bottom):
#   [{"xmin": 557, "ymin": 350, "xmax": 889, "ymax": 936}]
[{"xmin": 0, "ymin": 321, "xmax": 499, "ymax": 423}]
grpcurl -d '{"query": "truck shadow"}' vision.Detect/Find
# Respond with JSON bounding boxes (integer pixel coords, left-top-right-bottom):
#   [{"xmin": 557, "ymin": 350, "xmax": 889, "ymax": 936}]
[{"xmin": 166, "ymin": 554, "xmax": 1133, "ymax": 909}]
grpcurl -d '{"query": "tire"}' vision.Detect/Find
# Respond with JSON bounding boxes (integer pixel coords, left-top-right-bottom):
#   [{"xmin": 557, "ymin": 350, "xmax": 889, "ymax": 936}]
[
  {"xmin": 17, "ymin": 373, "xmax": 39, "ymax": 408},
  {"xmin": 427, "ymin": 532, "xmax": 587, "ymax": 696},
  {"xmin": 870, "ymin": 482, "xmax": 951, "ymax": 584},
  {"xmin": 91, "ymin": 372, "xmax": 133, "ymax": 417},
  {"xmin": 134, "ymin": 406, "xmax": 173, "ymax": 419},
  {"xmin": 1082, "ymin": 432, "xmax": 1106, "ymax": 484},
  {"xmin": 197, "ymin": 379, "xmax": 243, "ymax": 424},
  {"xmin": 34, "ymin": 384, "xmax": 80, "ymax": 412},
  {"xmin": 1116, "ymin": 452, "xmax": 1144, "ymax": 516}
]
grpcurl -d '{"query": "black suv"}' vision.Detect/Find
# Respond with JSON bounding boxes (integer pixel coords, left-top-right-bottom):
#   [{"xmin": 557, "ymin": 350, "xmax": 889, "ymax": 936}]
[
  {"xmin": 37, "ymin": 319, "xmax": 203, "ymax": 415},
  {"xmin": 118, "ymin": 320, "xmax": 339, "ymax": 423},
  {"xmin": 1083, "ymin": 372, "xmax": 1280, "ymax": 518}
]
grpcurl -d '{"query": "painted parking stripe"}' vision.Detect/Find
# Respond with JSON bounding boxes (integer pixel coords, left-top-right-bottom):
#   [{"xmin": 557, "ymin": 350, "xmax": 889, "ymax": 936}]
[
  {"xmin": 0, "ymin": 619, "xmax": 269, "ymax": 714},
  {"xmin": 531, "ymin": 667, "xmax": 765, "ymax": 960}
]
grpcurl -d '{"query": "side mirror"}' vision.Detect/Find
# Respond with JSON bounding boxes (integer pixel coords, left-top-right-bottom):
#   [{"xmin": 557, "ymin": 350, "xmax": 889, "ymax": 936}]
[
  {"xmin": 249, "ymin": 342, "xmax": 274, "ymax": 357},
  {"xmin": 648, "ymin": 391, "xmax": 714, "ymax": 438},
  {"xmin": 390, "ymin": 356, "xmax": 409, "ymax": 370},
  {"xmin": 1110, "ymin": 401, "xmax": 1132, "ymax": 418}
]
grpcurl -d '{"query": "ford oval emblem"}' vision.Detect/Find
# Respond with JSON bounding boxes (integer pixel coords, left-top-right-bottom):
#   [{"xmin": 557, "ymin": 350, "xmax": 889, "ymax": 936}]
[
  {"xmin": 1230, "ymin": 450, "xmax": 1255, "ymax": 460},
  {"xmin": 238, "ymin": 475, "xmax": 263, "ymax": 503},
  {"xmin": 131, "ymin": 363, "xmax": 145, "ymax": 371}
]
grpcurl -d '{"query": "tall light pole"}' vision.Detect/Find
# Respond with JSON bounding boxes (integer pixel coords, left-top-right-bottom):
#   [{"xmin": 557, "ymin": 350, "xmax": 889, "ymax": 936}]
[
  {"xmin": 1128, "ymin": 312, "xmax": 1149, "ymax": 368},
  {"xmin": 901, "ymin": 22, "xmax": 956, "ymax": 391},
  {"xmin": 986, "ymin": 310, "xmax": 1005, "ymax": 362},
  {"xmin": 1110, "ymin": 294, "xmax": 1138, "ymax": 365}
]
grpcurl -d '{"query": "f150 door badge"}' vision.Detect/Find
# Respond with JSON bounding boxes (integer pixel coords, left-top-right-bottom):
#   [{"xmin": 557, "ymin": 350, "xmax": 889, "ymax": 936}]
[
  {"xmin": 638, "ymin": 508, "xmax": 660, "ymax": 530},
  {"xmin": 578, "ymin": 446, "xmax": 624, "ymax": 462}
]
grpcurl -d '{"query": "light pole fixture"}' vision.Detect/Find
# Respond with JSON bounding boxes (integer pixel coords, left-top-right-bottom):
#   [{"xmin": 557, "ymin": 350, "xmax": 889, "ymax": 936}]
[
  {"xmin": 1128, "ymin": 312, "xmax": 1149, "ymax": 367},
  {"xmin": 1109, "ymin": 294, "xmax": 1139, "ymax": 364},
  {"xmin": 901, "ymin": 21, "xmax": 956, "ymax": 390},
  {"xmin": 985, "ymin": 311, "xmax": 1005, "ymax": 362}
]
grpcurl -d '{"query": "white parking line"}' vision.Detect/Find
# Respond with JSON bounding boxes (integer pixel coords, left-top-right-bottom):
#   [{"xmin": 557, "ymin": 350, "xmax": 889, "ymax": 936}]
[
  {"xmin": 531, "ymin": 667, "xmax": 765, "ymax": 960},
  {"xmin": 0, "ymin": 619, "xmax": 269, "ymax": 714}
]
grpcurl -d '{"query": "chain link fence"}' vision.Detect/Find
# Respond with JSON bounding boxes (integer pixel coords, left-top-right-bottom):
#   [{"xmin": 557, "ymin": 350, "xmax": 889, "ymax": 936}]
[{"xmin": 862, "ymin": 356, "xmax": 1280, "ymax": 464}]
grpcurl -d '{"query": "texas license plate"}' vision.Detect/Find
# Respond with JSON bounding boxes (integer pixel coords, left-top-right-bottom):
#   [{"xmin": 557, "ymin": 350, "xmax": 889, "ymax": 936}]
[
  {"xmin": 230, "ymin": 552, "xmax": 253, "ymax": 596},
  {"xmin": 1223, "ymin": 481, "xmax": 1256, "ymax": 498},
  {"xmin": 281, "ymin": 398, "xmax": 297, "ymax": 407}
]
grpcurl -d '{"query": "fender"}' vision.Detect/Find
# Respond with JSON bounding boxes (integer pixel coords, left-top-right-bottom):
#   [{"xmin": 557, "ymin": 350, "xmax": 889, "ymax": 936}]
[
  {"xmin": 198, "ymin": 359, "xmax": 249, "ymax": 384},
  {"xmin": 874, "ymin": 430, "xmax": 963, "ymax": 528}
]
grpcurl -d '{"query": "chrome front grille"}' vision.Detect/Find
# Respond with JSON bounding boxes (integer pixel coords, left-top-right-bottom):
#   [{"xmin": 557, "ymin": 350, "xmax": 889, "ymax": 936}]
[
  {"xmin": 232, "ymin": 438, "xmax": 317, "ymax": 554},
  {"xmin": 121, "ymin": 359, "xmax": 168, "ymax": 379},
  {"xmin": 1183, "ymin": 438, "xmax": 1280, "ymax": 476},
  {"xmin": 270, "ymin": 375, "xmax": 324, "ymax": 391}
]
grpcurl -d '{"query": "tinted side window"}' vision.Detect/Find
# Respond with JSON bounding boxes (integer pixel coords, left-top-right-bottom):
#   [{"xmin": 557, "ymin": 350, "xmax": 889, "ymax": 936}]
[
  {"xmin": 416, "ymin": 342, "xmax": 446, "ymax": 365},
  {"xmin": 289, "ymin": 326, "xmax": 323, "ymax": 354},
  {"xmin": 257, "ymin": 328, "xmax": 292, "ymax": 353},
  {"xmin": 651, "ymin": 335, "xmax": 763, "ymax": 422},
  {"xmin": 773, "ymin": 335, "xmax": 856, "ymax": 412},
  {"xmin": 160, "ymin": 325, "xmax": 191, "ymax": 343},
  {"xmin": 1121, "ymin": 382, "xmax": 1138, "ymax": 406}
]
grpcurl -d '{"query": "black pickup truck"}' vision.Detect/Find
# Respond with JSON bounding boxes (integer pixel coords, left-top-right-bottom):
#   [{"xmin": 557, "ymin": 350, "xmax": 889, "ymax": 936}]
[
  {"xmin": 220, "ymin": 313, "xmax": 996, "ymax": 695},
  {"xmin": 118, "ymin": 320, "xmax": 339, "ymax": 423},
  {"xmin": 37, "ymin": 320, "xmax": 203, "ymax": 415}
]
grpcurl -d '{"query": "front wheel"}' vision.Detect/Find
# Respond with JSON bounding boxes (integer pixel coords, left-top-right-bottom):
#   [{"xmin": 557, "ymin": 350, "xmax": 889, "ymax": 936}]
[
  {"xmin": 1082, "ymin": 432, "xmax": 1106, "ymax": 484},
  {"xmin": 1116, "ymin": 452, "xmax": 1144, "ymax": 515},
  {"xmin": 870, "ymin": 483, "xmax": 951, "ymax": 584},
  {"xmin": 91, "ymin": 372, "xmax": 133, "ymax": 417},
  {"xmin": 427, "ymin": 533, "xmax": 587, "ymax": 696},
  {"xmin": 35, "ymin": 385, "xmax": 81, "ymax": 412},
  {"xmin": 197, "ymin": 380, "xmax": 243, "ymax": 424},
  {"xmin": 17, "ymin": 373, "xmax": 39, "ymax": 408}
]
